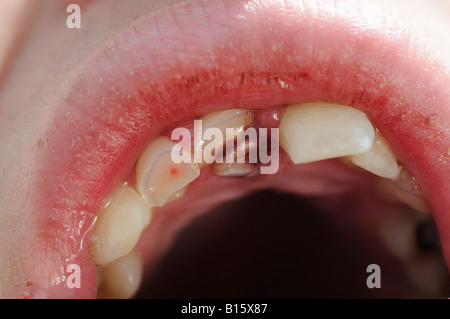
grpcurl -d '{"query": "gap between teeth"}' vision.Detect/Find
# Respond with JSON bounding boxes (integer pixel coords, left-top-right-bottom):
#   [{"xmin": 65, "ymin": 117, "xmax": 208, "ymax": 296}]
[{"xmin": 90, "ymin": 102, "xmax": 416, "ymax": 298}]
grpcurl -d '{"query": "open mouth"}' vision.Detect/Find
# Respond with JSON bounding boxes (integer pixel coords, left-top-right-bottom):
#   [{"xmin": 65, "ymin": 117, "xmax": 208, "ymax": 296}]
[{"xmin": 2, "ymin": 0, "xmax": 449, "ymax": 298}]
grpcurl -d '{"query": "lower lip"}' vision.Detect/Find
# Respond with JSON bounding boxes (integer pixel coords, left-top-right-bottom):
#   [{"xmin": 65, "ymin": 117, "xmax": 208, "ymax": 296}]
[{"xmin": 29, "ymin": 0, "xmax": 449, "ymax": 298}]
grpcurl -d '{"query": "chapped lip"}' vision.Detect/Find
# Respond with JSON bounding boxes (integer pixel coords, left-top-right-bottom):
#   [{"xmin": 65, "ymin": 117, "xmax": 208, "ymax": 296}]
[{"xmin": 17, "ymin": 0, "xmax": 450, "ymax": 298}]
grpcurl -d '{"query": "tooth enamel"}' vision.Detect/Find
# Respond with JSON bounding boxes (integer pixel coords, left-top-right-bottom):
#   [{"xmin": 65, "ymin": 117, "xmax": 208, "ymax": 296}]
[
  {"xmin": 197, "ymin": 109, "xmax": 253, "ymax": 165},
  {"xmin": 97, "ymin": 252, "xmax": 143, "ymax": 299},
  {"xmin": 349, "ymin": 130, "xmax": 400, "ymax": 179},
  {"xmin": 214, "ymin": 162, "xmax": 255, "ymax": 176},
  {"xmin": 280, "ymin": 103, "xmax": 375, "ymax": 164},
  {"xmin": 136, "ymin": 136, "xmax": 200, "ymax": 207},
  {"xmin": 91, "ymin": 185, "xmax": 151, "ymax": 265},
  {"xmin": 224, "ymin": 133, "xmax": 258, "ymax": 163}
]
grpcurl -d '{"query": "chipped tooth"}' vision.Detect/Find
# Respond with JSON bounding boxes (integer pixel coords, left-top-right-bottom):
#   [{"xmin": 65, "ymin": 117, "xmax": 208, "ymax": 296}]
[
  {"xmin": 214, "ymin": 134, "xmax": 257, "ymax": 176},
  {"xmin": 98, "ymin": 252, "xmax": 143, "ymax": 299},
  {"xmin": 90, "ymin": 185, "xmax": 151, "ymax": 265},
  {"xmin": 136, "ymin": 136, "xmax": 200, "ymax": 207},
  {"xmin": 201, "ymin": 109, "xmax": 253, "ymax": 139},
  {"xmin": 350, "ymin": 130, "xmax": 400, "ymax": 179},
  {"xmin": 214, "ymin": 162, "xmax": 255, "ymax": 177},
  {"xmin": 280, "ymin": 103, "xmax": 375, "ymax": 164},
  {"xmin": 197, "ymin": 109, "xmax": 254, "ymax": 165},
  {"xmin": 224, "ymin": 132, "xmax": 258, "ymax": 164}
]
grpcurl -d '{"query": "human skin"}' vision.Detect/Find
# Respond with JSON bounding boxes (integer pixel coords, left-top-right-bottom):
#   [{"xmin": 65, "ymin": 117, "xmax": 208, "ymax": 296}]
[{"xmin": 0, "ymin": 0, "xmax": 449, "ymax": 298}]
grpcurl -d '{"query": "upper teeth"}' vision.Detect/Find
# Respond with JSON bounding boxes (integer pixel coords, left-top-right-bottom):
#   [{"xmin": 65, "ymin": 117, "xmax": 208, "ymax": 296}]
[
  {"xmin": 91, "ymin": 102, "xmax": 419, "ymax": 298},
  {"xmin": 97, "ymin": 252, "xmax": 143, "ymax": 299},
  {"xmin": 90, "ymin": 184, "xmax": 151, "ymax": 265},
  {"xmin": 193, "ymin": 109, "xmax": 253, "ymax": 166},
  {"xmin": 349, "ymin": 129, "xmax": 400, "ymax": 179},
  {"xmin": 136, "ymin": 136, "xmax": 200, "ymax": 207},
  {"xmin": 279, "ymin": 102, "xmax": 375, "ymax": 164}
]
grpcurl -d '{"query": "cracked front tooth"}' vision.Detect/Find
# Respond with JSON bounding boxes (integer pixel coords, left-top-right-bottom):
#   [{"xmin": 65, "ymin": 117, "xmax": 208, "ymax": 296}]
[
  {"xmin": 91, "ymin": 185, "xmax": 151, "ymax": 265},
  {"xmin": 196, "ymin": 109, "xmax": 253, "ymax": 165},
  {"xmin": 98, "ymin": 252, "xmax": 143, "ymax": 299},
  {"xmin": 280, "ymin": 103, "xmax": 375, "ymax": 164},
  {"xmin": 350, "ymin": 130, "xmax": 400, "ymax": 179},
  {"xmin": 136, "ymin": 136, "xmax": 200, "ymax": 207}
]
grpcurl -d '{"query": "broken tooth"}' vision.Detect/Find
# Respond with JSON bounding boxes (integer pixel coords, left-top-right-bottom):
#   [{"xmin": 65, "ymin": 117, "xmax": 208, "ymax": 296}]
[
  {"xmin": 280, "ymin": 103, "xmax": 375, "ymax": 164},
  {"xmin": 350, "ymin": 129, "xmax": 400, "ymax": 179},
  {"xmin": 196, "ymin": 109, "xmax": 254, "ymax": 165},
  {"xmin": 98, "ymin": 252, "xmax": 143, "ymax": 299},
  {"xmin": 136, "ymin": 136, "xmax": 200, "ymax": 207},
  {"xmin": 201, "ymin": 109, "xmax": 254, "ymax": 137},
  {"xmin": 90, "ymin": 184, "xmax": 151, "ymax": 265}
]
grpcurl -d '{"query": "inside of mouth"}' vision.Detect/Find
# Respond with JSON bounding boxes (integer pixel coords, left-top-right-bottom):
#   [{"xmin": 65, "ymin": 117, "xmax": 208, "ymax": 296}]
[
  {"xmin": 93, "ymin": 103, "xmax": 450, "ymax": 299},
  {"xmin": 133, "ymin": 186, "xmax": 449, "ymax": 299},
  {"xmin": 133, "ymin": 190, "xmax": 424, "ymax": 298}
]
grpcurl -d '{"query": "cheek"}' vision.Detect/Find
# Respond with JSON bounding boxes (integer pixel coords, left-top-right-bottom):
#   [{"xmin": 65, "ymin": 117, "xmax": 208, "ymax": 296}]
[{"xmin": 0, "ymin": 0, "xmax": 36, "ymax": 81}]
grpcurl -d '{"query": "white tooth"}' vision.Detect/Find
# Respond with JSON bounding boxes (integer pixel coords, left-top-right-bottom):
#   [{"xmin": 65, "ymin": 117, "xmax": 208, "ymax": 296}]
[
  {"xmin": 136, "ymin": 136, "xmax": 200, "ymax": 207},
  {"xmin": 280, "ymin": 102, "xmax": 375, "ymax": 164},
  {"xmin": 350, "ymin": 130, "xmax": 400, "ymax": 179},
  {"xmin": 197, "ymin": 109, "xmax": 253, "ymax": 165},
  {"xmin": 98, "ymin": 252, "xmax": 143, "ymax": 299},
  {"xmin": 90, "ymin": 185, "xmax": 151, "ymax": 265},
  {"xmin": 214, "ymin": 162, "xmax": 255, "ymax": 177}
]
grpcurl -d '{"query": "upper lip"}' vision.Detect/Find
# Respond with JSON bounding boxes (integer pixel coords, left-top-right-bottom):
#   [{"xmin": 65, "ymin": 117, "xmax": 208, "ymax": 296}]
[{"xmin": 10, "ymin": 0, "xmax": 450, "ymax": 298}]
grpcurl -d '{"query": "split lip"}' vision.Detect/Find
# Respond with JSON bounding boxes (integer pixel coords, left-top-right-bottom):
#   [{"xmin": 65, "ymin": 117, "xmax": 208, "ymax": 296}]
[{"xmin": 6, "ymin": 0, "xmax": 449, "ymax": 298}]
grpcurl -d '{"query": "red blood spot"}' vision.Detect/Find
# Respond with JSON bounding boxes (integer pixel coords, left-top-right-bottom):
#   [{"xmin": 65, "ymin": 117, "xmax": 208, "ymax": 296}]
[{"xmin": 169, "ymin": 167, "xmax": 178, "ymax": 176}]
